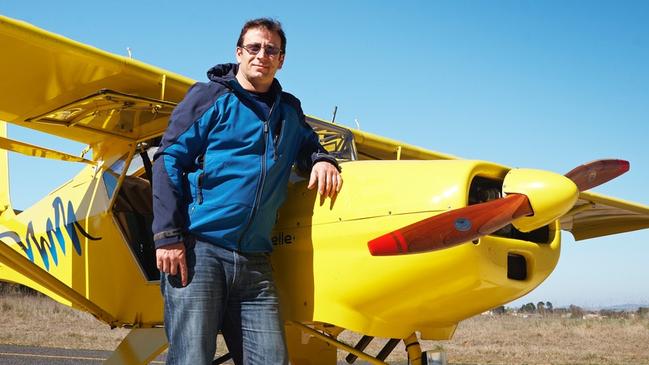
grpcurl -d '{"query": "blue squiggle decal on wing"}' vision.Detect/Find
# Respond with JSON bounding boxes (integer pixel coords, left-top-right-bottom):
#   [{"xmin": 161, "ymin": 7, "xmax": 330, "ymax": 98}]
[{"xmin": 0, "ymin": 197, "xmax": 101, "ymax": 270}]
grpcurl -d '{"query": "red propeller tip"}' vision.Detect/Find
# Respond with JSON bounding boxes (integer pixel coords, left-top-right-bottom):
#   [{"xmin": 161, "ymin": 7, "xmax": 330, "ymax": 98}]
[
  {"xmin": 368, "ymin": 231, "xmax": 407, "ymax": 256},
  {"xmin": 619, "ymin": 160, "xmax": 630, "ymax": 173}
]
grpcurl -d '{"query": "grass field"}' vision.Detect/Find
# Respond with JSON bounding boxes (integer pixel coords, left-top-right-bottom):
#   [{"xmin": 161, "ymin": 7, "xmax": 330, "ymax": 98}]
[{"xmin": 1, "ymin": 290, "xmax": 648, "ymax": 364}]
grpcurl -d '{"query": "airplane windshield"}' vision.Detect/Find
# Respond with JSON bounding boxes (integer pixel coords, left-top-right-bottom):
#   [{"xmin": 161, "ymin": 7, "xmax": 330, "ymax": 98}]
[
  {"xmin": 102, "ymin": 153, "xmax": 130, "ymax": 201},
  {"xmin": 127, "ymin": 146, "xmax": 158, "ymax": 176},
  {"xmin": 306, "ymin": 117, "xmax": 357, "ymax": 161}
]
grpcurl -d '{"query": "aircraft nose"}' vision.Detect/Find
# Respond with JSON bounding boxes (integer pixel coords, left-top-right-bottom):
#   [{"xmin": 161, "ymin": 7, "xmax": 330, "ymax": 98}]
[{"xmin": 368, "ymin": 160, "xmax": 630, "ymax": 256}]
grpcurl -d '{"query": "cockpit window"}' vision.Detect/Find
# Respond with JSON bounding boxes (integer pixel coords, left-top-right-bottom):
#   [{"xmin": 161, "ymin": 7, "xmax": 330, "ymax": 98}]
[
  {"xmin": 127, "ymin": 146, "xmax": 158, "ymax": 176},
  {"xmin": 306, "ymin": 117, "xmax": 357, "ymax": 161},
  {"xmin": 111, "ymin": 139, "xmax": 158, "ymax": 281},
  {"xmin": 102, "ymin": 153, "xmax": 130, "ymax": 201}
]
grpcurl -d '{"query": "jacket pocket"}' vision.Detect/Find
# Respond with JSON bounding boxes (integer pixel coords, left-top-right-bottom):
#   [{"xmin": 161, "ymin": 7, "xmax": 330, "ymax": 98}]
[
  {"xmin": 188, "ymin": 202, "xmax": 252, "ymax": 244},
  {"xmin": 187, "ymin": 169, "xmax": 204, "ymax": 205}
]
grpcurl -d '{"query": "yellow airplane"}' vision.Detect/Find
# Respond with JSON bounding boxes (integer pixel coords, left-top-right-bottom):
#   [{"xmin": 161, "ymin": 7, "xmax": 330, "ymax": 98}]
[{"xmin": 1, "ymin": 15, "xmax": 649, "ymax": 365}]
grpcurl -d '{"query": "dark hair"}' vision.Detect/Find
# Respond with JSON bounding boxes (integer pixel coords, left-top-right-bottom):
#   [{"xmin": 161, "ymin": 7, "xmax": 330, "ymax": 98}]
[{"xmin": 237, "ymin": 18, "xmax": 286, "ymax": 54}]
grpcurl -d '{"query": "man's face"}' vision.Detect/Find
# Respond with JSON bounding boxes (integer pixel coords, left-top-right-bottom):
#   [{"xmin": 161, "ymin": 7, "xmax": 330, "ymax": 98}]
[{"xmin": 236, "ymin": 27, "xmax": 285, "ymax": 88}]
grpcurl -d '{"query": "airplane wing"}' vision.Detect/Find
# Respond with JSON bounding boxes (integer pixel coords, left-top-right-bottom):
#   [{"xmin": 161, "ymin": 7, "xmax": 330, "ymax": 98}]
[
  {"xmin": 1, "ymin": 14, "xmax": 459, "ymax": 157},
  {"xmin": 350, "ymin": 127, "xmax": 458, "ymax": 161},
  {"xmin": 560, "ymin": 191, "xmax": 649, "ymax": 241},
  {"xmin": 0, "ymin": 15, "xmax": 193, "ymax": 144},
  {"xmin": 306, "ymin": 116, "xmax": 459, "ymax": 161}
]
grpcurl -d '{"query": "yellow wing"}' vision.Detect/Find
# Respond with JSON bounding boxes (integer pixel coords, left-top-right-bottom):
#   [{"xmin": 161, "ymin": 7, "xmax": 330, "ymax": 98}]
[
  {"xmin": 560, "ymin": 191, "xmax": 649, "ymax": 240},
  {"xmin": 306, "ymin": 116, "xmax": 458, "ymax": 161},
  {"xmin": 0, "ymin": 15, "xmax": 193, "ymax": 144}
]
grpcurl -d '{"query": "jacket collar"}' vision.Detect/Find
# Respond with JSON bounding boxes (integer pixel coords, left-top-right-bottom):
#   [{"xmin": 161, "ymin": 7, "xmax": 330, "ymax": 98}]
[{"xmin": 207, "ymin": 63, "xmax": 283, "ymax": 95}]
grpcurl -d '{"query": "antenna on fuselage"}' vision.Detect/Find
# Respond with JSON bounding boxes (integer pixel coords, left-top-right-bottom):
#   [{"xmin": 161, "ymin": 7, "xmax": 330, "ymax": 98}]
[{"xmin": 331, "ymin": 105, "xmax": 338, "ymax": 124}]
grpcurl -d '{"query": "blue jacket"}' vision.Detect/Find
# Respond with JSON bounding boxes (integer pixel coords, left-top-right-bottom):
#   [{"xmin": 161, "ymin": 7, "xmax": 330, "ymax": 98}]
[{"xmin": 152, "ymin": 63, "xmax": 337, "ymax": 252}]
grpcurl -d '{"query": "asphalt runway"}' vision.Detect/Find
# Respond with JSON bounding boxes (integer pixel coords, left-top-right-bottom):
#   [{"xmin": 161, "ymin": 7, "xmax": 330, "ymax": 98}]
[
  {"xmin": 0, "ymin": 344, "xmax": 416, "ymax": 364},
  {"xmin": 0, "ymin": 344, "xmax": 166, "ymax": 365},
  {"xmin": 0, "ymin": 344, "xmax": 325, "ymax": 365}
]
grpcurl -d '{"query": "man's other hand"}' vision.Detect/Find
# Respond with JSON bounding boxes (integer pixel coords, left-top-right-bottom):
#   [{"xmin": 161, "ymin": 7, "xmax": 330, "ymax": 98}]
[
  {"xmin": 156, "ymin": 242, "xmax": 188, "ymax": 286},
  {"xmin": 307, "ymin": 161, "xmax": 342, "ymax": 198}
]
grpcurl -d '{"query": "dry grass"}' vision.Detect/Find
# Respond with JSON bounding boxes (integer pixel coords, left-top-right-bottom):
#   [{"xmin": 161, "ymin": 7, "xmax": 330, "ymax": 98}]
[
  {"xmin": 429, "ymin": 314, "xmax": 649, "ymax": 364},
  {"xmin": 322, "ymin": 314, "xmax": 649, "ymax": 364},
  {"xmin": 0, "ymin": 292, "xmax": 128, "ymax": 350},
  {"xmin": 1, "ymin": 291, "xmax": 648, "ymax": 364}
]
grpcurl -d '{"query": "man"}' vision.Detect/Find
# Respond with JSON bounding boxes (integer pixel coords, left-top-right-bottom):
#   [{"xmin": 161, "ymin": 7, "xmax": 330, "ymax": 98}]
[{"xmin": 152, "ymin": 18, "xmax": 341, "ymax": 365}]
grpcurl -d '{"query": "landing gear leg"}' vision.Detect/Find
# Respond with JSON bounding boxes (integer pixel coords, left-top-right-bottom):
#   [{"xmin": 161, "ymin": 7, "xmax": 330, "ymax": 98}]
[
  {"xmin": 104, "ymin": 327, "xmax": 167, "ymax": 365},
  {"xmin": 404, "ymin": 333, "xmax": 423, "ymax": 365},
  {"xmin": 404, "ymin": 333, "xmax": 447, "ymax": 365}
]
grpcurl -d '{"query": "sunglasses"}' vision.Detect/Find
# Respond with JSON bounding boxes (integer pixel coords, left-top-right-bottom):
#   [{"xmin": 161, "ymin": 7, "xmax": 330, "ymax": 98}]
[{"xmin": 240, "ymin": 43, "xmax": 283, "ymax": 57}]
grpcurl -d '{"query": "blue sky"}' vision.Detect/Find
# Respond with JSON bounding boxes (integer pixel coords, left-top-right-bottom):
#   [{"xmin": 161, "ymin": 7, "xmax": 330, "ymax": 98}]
[{"xmin": 2, "ymin": 1, "xmax": 648, "ymax": 308}]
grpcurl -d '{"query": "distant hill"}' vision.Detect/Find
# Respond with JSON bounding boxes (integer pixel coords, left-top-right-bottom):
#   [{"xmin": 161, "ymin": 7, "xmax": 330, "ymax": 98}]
[{"xmin": 597, "ymin": 304, "xmax": 648, "ymax": 312}]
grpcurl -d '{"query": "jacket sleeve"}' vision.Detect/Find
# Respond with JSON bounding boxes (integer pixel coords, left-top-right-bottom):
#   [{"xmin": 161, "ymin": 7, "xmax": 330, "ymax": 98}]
[{"xmin": 152, "ymin": 82, "xmax": 219, "ymax": 248}]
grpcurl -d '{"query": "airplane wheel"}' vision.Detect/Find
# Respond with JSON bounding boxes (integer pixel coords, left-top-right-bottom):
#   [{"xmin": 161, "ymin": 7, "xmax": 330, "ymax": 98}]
[{"xmin": 418, "ymin": 350, "xmax": 447, "ymax": 365}]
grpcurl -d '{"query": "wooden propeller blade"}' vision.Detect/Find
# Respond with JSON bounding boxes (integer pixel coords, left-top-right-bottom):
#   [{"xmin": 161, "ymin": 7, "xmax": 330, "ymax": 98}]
[
  {"xmin": 564, "ymin": 159, "xmax": 629, "ymax": 191},
  {"xmin": 368, "ymin": 193, "xmax": 533, "ymax": 256}
]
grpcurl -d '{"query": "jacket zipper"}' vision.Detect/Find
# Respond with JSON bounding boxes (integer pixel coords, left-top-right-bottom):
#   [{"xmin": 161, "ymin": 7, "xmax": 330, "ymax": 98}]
[
  {"xmin": 273, "ymin": 119, "xmax": 284, "ymax": 161},
  {"xmin": 238, "ymin": 102, "xmax": 275, "ymax": 249}
]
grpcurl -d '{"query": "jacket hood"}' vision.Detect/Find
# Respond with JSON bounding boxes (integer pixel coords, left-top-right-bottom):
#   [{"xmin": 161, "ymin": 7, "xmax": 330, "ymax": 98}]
[{"xmin": 207, "ymin": 63, "xmax": 238, "ymax": 83}]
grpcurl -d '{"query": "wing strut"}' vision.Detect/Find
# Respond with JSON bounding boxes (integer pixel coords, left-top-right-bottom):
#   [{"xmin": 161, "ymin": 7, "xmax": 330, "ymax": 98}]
[
  {"xmin": 0, "ymin": 135, "xmax": 93, "ymax": 164},
  {"xmin": 0, "ymin": 238, "xmax": 117, "ymax": 325}
]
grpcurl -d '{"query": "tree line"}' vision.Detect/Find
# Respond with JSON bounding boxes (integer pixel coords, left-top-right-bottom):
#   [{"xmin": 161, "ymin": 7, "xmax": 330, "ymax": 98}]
[{"xmin": 490, "ymin": 301, "xmax": 649, "ymax": 318}]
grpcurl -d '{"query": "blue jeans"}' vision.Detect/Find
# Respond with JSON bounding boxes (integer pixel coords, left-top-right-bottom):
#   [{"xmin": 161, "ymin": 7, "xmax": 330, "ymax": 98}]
[{"xmin": 161, "ymin": 239, "xmax": 288, "ymax": 365}]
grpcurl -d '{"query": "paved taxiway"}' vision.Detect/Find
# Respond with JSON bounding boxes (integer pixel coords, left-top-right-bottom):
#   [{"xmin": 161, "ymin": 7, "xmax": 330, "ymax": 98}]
[
  {"xmin": 0, "ymin": 344, "xmax": 165, "ymax": 364},
  {"xmin": 0, "ymin": 344, "xmax": 419, "ymax": 364}
]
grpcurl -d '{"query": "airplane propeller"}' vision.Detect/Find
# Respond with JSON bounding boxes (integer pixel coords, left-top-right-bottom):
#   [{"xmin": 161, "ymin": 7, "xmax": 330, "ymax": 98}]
[{"xmin": 368, "ymin": 159, "xmax": 630, "ymax": 256}]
